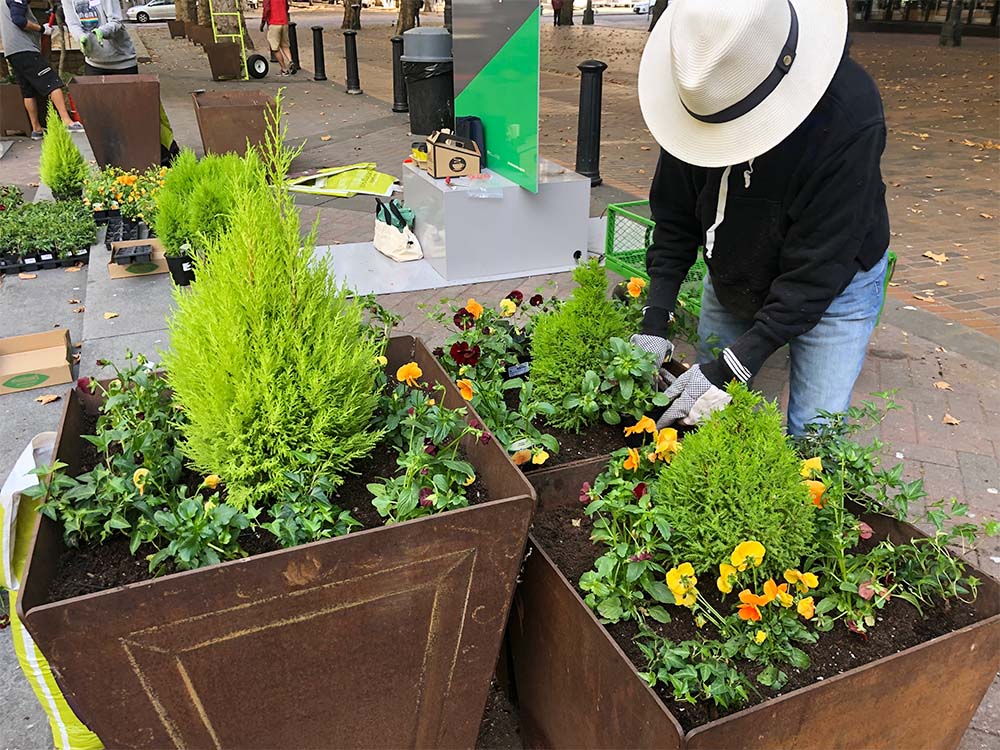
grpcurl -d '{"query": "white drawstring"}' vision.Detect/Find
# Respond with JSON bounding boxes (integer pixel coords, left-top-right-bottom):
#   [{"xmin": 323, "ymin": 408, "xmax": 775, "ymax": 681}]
[
  {"xmin": 744, "ymin": 157, "xmax": 755, "ymax": 189},
  {"xmin": 704, "ymin": 165, "xmax": 732, "ymax": 260}
]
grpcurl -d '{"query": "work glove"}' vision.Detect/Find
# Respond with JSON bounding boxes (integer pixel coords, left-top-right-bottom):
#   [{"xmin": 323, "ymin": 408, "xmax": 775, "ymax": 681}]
[
  {"xmin": 41, "ymin": 22, "xmax": 55, "ymax": 35},
  {"xmin": 656, "ymin": 364, "xmax": 732, "ymax": 428},
  {"xmin": 630, "ymin": 333, "xmax": 673, "ymax": 367}
]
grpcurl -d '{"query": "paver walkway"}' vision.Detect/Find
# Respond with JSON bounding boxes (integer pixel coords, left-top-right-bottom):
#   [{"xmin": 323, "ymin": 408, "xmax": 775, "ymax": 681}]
[{"xmin": 0, "ymin": 19, "xmax": 997, "ymax": 750}]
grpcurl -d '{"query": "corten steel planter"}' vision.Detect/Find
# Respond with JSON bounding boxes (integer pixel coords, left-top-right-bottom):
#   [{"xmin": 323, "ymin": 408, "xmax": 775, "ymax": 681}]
[
  {"xmin": 167, "ymin": 19, "xmax": 185, "ymax": 38},
  {"xmin": 69, "ymin": 75, "xmax": 160, "ymax": 170},
  {"xmin": 204, "ymin": 42, "xmax": 244, "ymax": 81},
  {"xmin": 0, "ymin": 81, "xmax": 32, "ymax": 136},
  {"xmin": 526, "ymin": 360, "xmax": 688, "ymax": 510},
  {"xmin": 508, "ymin": 491, "xmax": 1000, "ymax": 750},
  {"xmin": 17, "ymin": 335, "xmax": 537, "ymax": 749},
  {"xmin": 192, "ymin": 90, "xmax": 272, "ymax": 156}
]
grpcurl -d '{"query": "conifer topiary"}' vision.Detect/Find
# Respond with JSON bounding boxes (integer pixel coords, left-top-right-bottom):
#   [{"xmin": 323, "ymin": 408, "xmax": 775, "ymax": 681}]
[
  {"xmin": 39, "ymin": 104, "xmax": 88, "ymax": 200},
  {"xmin": 529, "ymin": 259, "xmax": 630, "ymax": 428},
  {"xmin": 164, "ymin": 105, "xmax": 385, "ymax": 510},
  {"xmin": 654, "ymin": 385, "xmax": 815, "ymax": 576}
]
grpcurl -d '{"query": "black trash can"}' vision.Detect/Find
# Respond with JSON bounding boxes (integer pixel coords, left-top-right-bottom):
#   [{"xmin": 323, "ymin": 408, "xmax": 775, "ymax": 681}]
[{"xmin": 401, "ymin": 28, "xmax": 454, "ymax": 136}]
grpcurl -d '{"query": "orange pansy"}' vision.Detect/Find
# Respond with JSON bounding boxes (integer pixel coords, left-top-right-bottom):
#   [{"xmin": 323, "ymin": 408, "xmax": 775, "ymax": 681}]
[
  {"xmin": 623, "ymin": 447, "xmax": 641, "ymax": 471},
  {"xmin": 456, "ymin": 379, "xmax": 474, "ymax": 400}
]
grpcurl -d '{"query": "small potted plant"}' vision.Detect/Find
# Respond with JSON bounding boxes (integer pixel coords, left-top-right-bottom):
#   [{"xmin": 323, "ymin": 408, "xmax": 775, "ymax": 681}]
[{"xmin": 38, "ymin": 104, "xmax": 89, "ymax": 201}]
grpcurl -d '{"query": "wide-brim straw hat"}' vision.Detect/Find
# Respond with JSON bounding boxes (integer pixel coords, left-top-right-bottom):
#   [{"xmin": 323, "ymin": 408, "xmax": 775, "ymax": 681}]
[{"xmin": 638, "ymin": 0, "xmax": 848, "ymax": 168}]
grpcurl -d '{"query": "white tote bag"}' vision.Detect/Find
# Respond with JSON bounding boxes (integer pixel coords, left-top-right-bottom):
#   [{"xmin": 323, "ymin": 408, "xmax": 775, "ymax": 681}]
[{"xmin": 373, "ymin": 198, "xmax": 423, "ymax": 262}]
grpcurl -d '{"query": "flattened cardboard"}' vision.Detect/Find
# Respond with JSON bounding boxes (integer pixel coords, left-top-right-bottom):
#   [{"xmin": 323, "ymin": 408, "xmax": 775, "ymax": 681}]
[
  {"xmin": 0, "ymin": 329, "xmax": 72, "ymax": 395},
  {"xmin": 426, "ymin": 131, "xmax": 481, "ymax": 179},
  {"xmin": 108, "ymin": 238, "xmax": 168, "ymax": 279}
]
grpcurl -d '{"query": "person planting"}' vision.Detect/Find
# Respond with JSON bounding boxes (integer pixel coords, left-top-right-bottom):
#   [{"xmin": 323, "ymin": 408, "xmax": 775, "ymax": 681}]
[{"xmin": 632, "ymin": 0, "xmax": 889, "ymax": 436}]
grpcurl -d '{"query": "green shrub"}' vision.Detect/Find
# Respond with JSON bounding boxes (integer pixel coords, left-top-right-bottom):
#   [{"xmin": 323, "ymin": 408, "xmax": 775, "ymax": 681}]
[
  {"xmin": 154, "ymin": 149, "xmax": 246, "ymax": 258},
  {"xmin": 164, "ymin": 109, "xmax": 385, "ymax": 510},
  {"xmin": 529, "ymin": 259, "xmax": 630, "ymax": 429},
  {"xmin": 39, "ymin": 105, "xmax": 88, "ymax": 199},
  {"xmin": 654, "ymin": 385, "xmax": 814, "ymax": 577},
  {"xmin": 0, "ymin": 185, "xmax": 24, "ymax": 212}
]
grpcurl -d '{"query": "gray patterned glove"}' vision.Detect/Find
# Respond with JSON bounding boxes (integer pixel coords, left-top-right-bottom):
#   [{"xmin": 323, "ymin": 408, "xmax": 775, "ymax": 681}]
[
  {"xmin": 630, "ymin": 334, "xmax": 673, "ymax": 367},
  {"xmin": 656, "ymin": 364, "xmax": 732, "ymax": 428}
]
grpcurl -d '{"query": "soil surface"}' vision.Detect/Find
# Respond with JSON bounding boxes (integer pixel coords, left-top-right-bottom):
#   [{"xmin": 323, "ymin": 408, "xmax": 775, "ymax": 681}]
[
  {"xmin": 43, "ymin": 401, "xmax": 491, "ymax": 602},
  {"xmin": 476, "ymin": 681, "xmax": 522, "ymax": 750},
  {"xmin": 530, "ymin": 503, "xmax": 989, "ymax": 732}
]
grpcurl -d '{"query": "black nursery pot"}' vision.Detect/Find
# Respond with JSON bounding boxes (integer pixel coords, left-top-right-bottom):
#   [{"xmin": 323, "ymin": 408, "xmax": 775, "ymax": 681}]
[
  {"xmin": 166, "ymin": 254, "xmax": 195, "ymax": 286},
  {"xmin": 114, "ymin": 244, "xmax": 153, "ymax": 265},
  {"xmin": 60, "ymin": 247, "xmax": 91, "ymax": 267},
  {"xmin": 0, "ymin": 254, "xmax": 21, "ymax": 274},
  {"xmin": 24, "ymin": 252, "xmax": 60, "ymax": 270}
]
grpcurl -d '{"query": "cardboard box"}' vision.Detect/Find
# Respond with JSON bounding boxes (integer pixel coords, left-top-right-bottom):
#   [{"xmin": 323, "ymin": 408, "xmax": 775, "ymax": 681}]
[
  {"xmin": 0, "ymin": 329, "xmax": 72, "ymax": 395},
  {"xmin": 426, "ymin": 131, "xmax": 481, "ymax": 179},
  {"xmin": 108, "ymin": 238, "xmax": 169, "ymax": 279}
]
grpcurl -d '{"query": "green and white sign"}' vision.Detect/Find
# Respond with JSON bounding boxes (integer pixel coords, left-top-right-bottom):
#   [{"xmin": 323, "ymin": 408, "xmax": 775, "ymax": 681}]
[{"xmin": 453, "ymin": 0, "xmax": 540, "ymax": 192}]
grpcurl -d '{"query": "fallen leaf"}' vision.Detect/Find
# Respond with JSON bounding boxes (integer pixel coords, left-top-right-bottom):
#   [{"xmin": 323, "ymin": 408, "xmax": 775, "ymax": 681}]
[
  {"xmin": 73, "ymin": 306, "xmax": 85, "ymax": 314},
  {"xmin": 72, "ymin": 353, "xmax": 81, "ymax": 364},
  {"xmin": 18, "ymin": 272, "xmax": 37, "ymax": 280},
  {"xmin": 978, "ymin": 274, "xmax": 986, "ymax": 281},
  {"xmin": 571, "ymin": 518, "xmax": 582, "ymax": 527},
  {"xmin": 103, "ymin": 312, "xmax": 119, "ymax": 320},
  {"xmin": 640, "ymin": 146, "xmax": 651, "ymax": 151},
  {"xmin": 888, "ymin": 282, "xmax": 900, "ymax": 287},
  {"xmin": 320, "ymin": 135, "xmax": 332, "ymax": 141},
  {"xmin": 942, "ymin": 413, "xmax": 961, "ymax": 426},
  {"xmin": 923, "ymin": 251, "xmax": 949, "ymax": 264},
  {"xmin": 35, "ymin": 394, "xmax": 61, "ymax": 405},
  {"xmin": 64, "ymin": 264, "xmax": 82, "ymax": 273},
  {"xmin": 980, "ymin": 213, "xmax": 993, "ymax": 219},
  {"xmin": 68, "ymin": 298, "xmax": 80, "ymax": 304},
  {"xmin": 935, "ymin": 280, "xmax": 949, "ymax": 287},
  {"xmin": 73, "ymin": 342, "xmax": 82, "ymax": 349},
  {"xmin": 913, "ymin": 294, "xmax": 937, "ymax": 303},
  {"xmin": 934, "ymin": 381, "xmax": 952, "ymax": 390}
]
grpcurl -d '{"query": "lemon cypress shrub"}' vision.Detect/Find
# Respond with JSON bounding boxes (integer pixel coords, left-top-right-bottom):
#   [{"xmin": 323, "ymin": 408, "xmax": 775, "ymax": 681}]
[
  {"xmin": 165, "ymin": 110, "xmax": 384, "ymax": 510},
  {"xmin": 654, "ymin": 385, "xmax": 814, "ymax": 577},
  {"xmin": 529, "ymin": 259, "xmax": 630, "ymax": 429},
  {"xmin": 154, "ymin": 148, "xmax": 199, "ymax": 256},
  {"xmin": 39, "ymin": 105, "xmax": 88, "ymax": 200}
]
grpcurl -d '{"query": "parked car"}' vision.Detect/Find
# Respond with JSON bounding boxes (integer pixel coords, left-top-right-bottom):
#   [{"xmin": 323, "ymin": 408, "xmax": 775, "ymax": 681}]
[
  {"xmin": 126, "ymin": 0, "xmax": 175, "ymax": 22},
  {"xmin": 632, "ymin": 0, "xmax": 650, "ymax": 11}
]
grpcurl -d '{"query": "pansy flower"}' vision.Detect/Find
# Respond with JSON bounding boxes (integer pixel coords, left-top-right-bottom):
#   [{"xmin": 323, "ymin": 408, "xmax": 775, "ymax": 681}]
[
  {"xmin": 396, "ymin": 362, "xmax": 422, "ymax": 387},
  {"xmin": 730, "ymin": 541, "xmax": 766, "ymax": 571}
]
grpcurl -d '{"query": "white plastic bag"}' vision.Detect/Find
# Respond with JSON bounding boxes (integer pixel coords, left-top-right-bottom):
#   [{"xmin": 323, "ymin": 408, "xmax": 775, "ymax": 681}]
[{"xmin": 1, "ymin": 432, "xmax": 56, "ymax": 590}]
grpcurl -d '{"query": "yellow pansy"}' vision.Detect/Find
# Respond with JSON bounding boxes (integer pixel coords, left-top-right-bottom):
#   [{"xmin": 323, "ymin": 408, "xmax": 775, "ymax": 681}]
[
  {"xmin": 396, "ymin": 362, "xmax": 422, "ymax": 387},
  {"xmin": 623, "ymin": 416, "xmax": 657, "ymax": 437},
  {"xmin": 754, "ymin": 630, "xmax": 768, "ymax": 644},
  {"xmin": 531, "ymin": 450, "xmax": 550, "ymax": 466},
  {"xmin": 797, "ymin": 596, "xmax": 815, "ymax": 620},
  {"xmin": 666, "ymin": 562, "xmax": 697, "ymax": 598},
  {"xmin": 204, "ymin": 474, "xmax": 221, "ymax": 489},
  {"xmin": 717, "ymin": 562, "xmax": 738, "ymax": 594},
  {"xmin": 132, "ymin": 467, "xmax": 150, "ymax": 496},
  {"xmin": 800, "ymin": 457, "xmax": 823, "ymax": 478},
  {"xmin": 730, "ymin": 541, "xmax": 766, "ymax": 571},
  {"xmin": 783, "ymin": 569, "xmax": 819, "ymax": 593},
  {"xmin": 498, "ymin": 298, "xmax": 517, "ymax": 317}
]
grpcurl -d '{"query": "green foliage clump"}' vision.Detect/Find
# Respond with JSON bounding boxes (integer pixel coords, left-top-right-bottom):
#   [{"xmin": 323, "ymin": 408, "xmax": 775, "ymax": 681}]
[
  {"xmin": 39, "ymin": 105, "xmax": 88, "ymax": 199},
  {"xmin": 655, "ymin": 385, "xmax": 814, "ymax": 576},
  {"xmin": 0, "ymin": 200, "xmax": 96, "ymax": 257},
  {"xmin": 165, "ymin": 109, "xmax": 385, "ymax": 510},
  {"xmin": 529, "ymin": 259, "xmax": 630, "ymax": 428},
  {"xmin": 0, "ymin": 185, "xmax": 24, "ymax": 212},
  {"xmin": 155, "ymin": 149, "xmax": 247, "ymax": 257}
]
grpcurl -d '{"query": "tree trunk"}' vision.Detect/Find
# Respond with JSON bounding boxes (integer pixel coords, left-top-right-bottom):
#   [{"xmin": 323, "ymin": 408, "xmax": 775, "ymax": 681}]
[
  {"xmin": 395, "ymin": 0, "xmax": 417, "ymax": 33},
  {"xmin": 176, "ymin": 0, "xmax": 196, "ymax": 23},
  {"xmin": 342, "ymin": 0, "xmax": 362, "ymax": 29},
  {"xmin": 648, "ymin": 0, "xmax": 667, "ymax": 30},
  {"xmin": 558, "ymin": 1, "xmax": 574, "ymax": 26},
  {"xmin": 197, "ymin": 0, "xmax": 211, "ymax": 29},
  {"xmin": 940, "ymin": 0, "xmax": 962, "ymax": 44}
]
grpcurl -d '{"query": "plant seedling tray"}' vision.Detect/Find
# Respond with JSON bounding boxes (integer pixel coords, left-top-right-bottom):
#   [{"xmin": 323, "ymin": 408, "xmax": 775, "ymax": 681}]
[{"xmin": 113, "ymin": 243, "xmax": 153, "ymax": 265}]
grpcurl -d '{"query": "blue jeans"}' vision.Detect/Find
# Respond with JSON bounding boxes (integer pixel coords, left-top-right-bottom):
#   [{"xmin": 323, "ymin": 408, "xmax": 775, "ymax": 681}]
[{"xmin": 696, "ymin": 252, "xmax": 888, "ymax": 436}]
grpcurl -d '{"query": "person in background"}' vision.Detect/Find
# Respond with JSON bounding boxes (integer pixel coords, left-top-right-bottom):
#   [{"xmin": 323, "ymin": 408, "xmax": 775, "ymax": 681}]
[
  {"xmin": 552, "ymin": 0, "xmax": 564, "ymax": 26},
  {"xmin": 61, "ymin": 0, "xmax": 179, "ymax": 165},
  {"xmin": 61, "ymin": 0, "xmax": 136, "ymax": 74},
  {"xmin": 0, "ymin": 0, "xmax": 82, "ymax": 139},
  {"xmin": 260, "ymin": 0, "xmax": 294, "ymax": 76}
]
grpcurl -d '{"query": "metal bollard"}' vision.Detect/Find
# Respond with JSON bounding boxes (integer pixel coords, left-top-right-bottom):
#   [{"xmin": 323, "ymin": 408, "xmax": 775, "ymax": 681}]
[
  {"xmin": 289, "ymin": 22, "xmax": 301, "ymax": 71},
  {"xmin": 343, "ymin": 30, "xmax": 363, "ymax": 94},
  {"xmin": 312, "ymin": 26, "xmax": 327, "ymax": 81},
  {"xmin": 575, "ymin": 59, "xmax": 607, "ymax": 187},
  {"xmin": 390, "ymin": 35, "xmax": 408, "ymax": 113}
]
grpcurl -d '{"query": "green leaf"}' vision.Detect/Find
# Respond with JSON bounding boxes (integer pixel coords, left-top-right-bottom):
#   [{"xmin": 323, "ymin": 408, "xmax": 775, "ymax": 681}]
[
  {"xmin": 644, "ymin": 580, "xmax": 673, "ymax": 604},
  {"xmin": 646, "ymin": 605, "xmax": 671, "ymax": 624},
  {"xmin": 597, "ymin": 596, "xmax": 624, "ymax": 622},
  {"xmin": 787, "ymin": 647, "xmax": 810, "ymax": 670},
  {"xmin": 602, "ymin": 410, "xmax": 621, "ymax": 425}
]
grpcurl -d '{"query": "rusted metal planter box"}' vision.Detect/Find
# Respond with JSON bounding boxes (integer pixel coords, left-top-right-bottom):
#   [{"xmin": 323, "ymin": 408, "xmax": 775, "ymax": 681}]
[
  {"xmin": 508, "ymin": 491, "xmax": 1000, "ymax": 750},
  {"xmin": 192, "ymin": 89, "xmax": 271, "ymax": 156},
  {"xmin": 0, "ymin": 81, "xmax": 32, "ymax": 136},
  {"xmin": 17, "ymin": 335, "xmax": 537, "ymax": 749},
  {"xmin": 167, "ymin": 19, "xmax": 185, "ymax": 38},
  {"xmin": 204, "ymin": 41, "xmax": 244, "ymax": 81},
  {"xmin": 69, "ymin": 75, "xmax": 160, "ymax": 170}
]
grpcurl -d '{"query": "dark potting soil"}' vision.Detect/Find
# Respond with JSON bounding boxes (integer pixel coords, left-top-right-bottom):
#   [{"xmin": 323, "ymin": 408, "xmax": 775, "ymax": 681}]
[
  {"xmin": 531, "ymin": 503, "xmax": 989, "ymax": 732},
  {"xmin": 44, "ymin": 417, "xmax": 490, "ymax": 602},
  {"xmin": 476, "ymin": 680, "xmax": 523, "ymax": 750}
]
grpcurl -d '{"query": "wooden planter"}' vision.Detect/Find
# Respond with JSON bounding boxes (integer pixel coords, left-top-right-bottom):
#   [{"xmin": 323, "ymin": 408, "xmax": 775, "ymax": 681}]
[
  {"xmin": 204, "ymin": 41, "xmax": 243, "ymax": 81},
  {"xmin": 0, "ymin": 81, "xmax": 32, "ymax": 136},
  {"xmin": 508, "ymin": 491, "xmax": 1000, "ymax": 750},
  {"xmin": 68, "ymin": 75, "xmax": 160, "ymax": 170},
  {"xmin": 17, "ymin": 335, "xmax": 537, "ymax": 748},
  {"xmin": 192, "ymin": 90, "xmax": 271, "ymax": 156}
]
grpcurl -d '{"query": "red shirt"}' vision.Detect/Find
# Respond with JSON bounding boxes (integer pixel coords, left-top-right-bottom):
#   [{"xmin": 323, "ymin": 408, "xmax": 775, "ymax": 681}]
[{"xmin": 262, "ymin": 0, "xmax": 288, "ymax": 26}]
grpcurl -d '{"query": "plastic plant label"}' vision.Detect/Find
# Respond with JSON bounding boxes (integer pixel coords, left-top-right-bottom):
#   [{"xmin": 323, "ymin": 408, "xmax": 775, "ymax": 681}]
[
  {"xmin": 507, "ymin": 362, "xmax": 530, "ymax": 378},
  {"xmin": 508, "ymin": 437, "xmax": 533, "ymax": 453},
  {"xmin": 22, "ymin": 257, "xmax": 36, "ymax": 265},
  {"xmin": 40, "ymin": 254, "xmax": 53, "ymax": 261}
]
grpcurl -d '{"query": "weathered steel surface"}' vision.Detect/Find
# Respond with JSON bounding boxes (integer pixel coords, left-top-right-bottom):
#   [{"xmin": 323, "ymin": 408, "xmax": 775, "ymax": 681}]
[
  {"xmin": 509, "ymin": 492, "xmax": 1000, "ymax": 750},
  {"xmin": 0, "ymin": 81, "xmax": 32, "ymax": 136},
  {"xmin": 510, "ymin": 542, "xmax": 684, "ymax": 749},
  {"xmin": 192, "ymin": 90, "xmax": 271, "ymax": 156},
  {"xmin": 204, "ymin": 42, "xmax": 243, "ymax": 81},
  {"xmin": 167, "ymin": 20, "xmax": 185, "ymax": 38},
  {"xmin": 18, "ymin": 336, "xmax": 536, "ymax": 749},
  {"xmin": 69, "ymin": 75, "xmax": 160, "ymax": 170}
]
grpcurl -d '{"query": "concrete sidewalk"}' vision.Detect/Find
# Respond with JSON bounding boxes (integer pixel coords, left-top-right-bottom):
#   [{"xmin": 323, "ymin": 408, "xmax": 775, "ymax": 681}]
[{"xmin": 0, "ymin": 22, "xmax": 997, "ymax": 750}]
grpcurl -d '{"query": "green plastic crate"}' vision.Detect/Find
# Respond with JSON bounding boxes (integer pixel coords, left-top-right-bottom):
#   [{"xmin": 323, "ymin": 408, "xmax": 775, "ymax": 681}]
[{"xmin": 604, "ymin": 200, "xmax": 897, "ymax": 324}]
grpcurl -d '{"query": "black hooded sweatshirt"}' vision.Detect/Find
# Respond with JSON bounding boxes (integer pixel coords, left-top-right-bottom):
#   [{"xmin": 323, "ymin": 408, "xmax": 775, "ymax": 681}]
[{"xmin": 642, "ymin": 52, "xmax": 890, "ymax": 388}]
